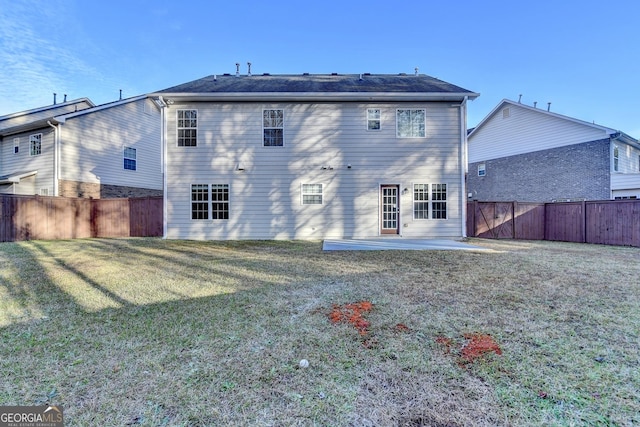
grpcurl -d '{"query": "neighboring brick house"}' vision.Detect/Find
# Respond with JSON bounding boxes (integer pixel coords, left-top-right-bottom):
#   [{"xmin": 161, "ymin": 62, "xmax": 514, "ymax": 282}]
[
  {"xmin": 467, "ymin": 99, "xmax": 640, "ymax": 202},
  {"xmin": 0, "ymin": 96, "xmax": 163, "ymax": 198},
  {"xmin": 151, "ymin": 72, "xmax": 478, "ymax": 240}
]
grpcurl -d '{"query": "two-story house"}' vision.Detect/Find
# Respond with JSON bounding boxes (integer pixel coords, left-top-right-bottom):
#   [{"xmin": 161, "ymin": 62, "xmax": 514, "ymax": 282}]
[
  {"xmin": 467, "ymin": 99, "xmax": 640, "ymax": 202},
  {"xmin": 152, "ymin": 72, "xmax": 478, "ymax": 240},
  {"xmin": 0, "ymin": 96, "xmax": 163, "ymax": 198}
]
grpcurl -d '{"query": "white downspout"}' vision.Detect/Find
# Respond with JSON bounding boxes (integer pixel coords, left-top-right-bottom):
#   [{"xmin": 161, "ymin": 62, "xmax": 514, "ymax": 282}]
[
  {"xmin": 459, "ymin": 97, "xmax": 469, "ymax": 238},
  {"xmin": 47, "ymin": 120, "xmax": 59, "ymax": 196},
  {"xmin": 158, "ymin": 96, "xmax": 168, "ymax": 239}
]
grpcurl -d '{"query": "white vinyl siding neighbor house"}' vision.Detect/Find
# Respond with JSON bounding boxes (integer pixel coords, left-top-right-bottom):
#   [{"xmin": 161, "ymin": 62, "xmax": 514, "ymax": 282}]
[
  {"xmin": 153, "ymin": 73, "xmax": 478, "ymax": 240},
  {"xmin": 467, "ymin": 99, "xmax": 640, "ymax": 201},
  {"xmin": 0, "ymin": 97, "xmax": 163, "ymax": 198}
]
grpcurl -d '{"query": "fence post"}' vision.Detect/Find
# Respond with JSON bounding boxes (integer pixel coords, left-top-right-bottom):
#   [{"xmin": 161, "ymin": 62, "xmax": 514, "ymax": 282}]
[
  {"xmin": 512, "ymin": 201, "xmax": 517, "ymax": 240},
  {"xmin": 582, "ymin": 200, "xmax": 587, "ymax": 243}
]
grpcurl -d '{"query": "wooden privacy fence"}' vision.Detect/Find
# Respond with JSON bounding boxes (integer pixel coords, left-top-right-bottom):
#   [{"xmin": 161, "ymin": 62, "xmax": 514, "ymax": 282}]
[
  {"xmin": 467, "ymin": 200, "xmax": 640, "ymax": 247},
  {"xmin": 0, "ymin": 195, "xmax": 163, "ymax": 242}
]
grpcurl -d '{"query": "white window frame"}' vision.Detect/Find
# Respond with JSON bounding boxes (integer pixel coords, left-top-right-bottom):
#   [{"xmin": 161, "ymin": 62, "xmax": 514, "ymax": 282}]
[
  {"xmin": 13, "ymin": 138, "xmax": 19, "ymax": 154},
  {"xmin": 191, "ymin": 184, "xmax": 209, "ymax": 220},
  {"xmin": 177, "ymin": 109, "xmax": 198, "ymax": 147},
  {"xmin": 210, "ymin": 184, "xmax": 230, "ymax": 220},
  {"xmin": 478, "ymin": 163, "xmax": 486, "ymax": 176},
  {"xmin": 367, "ymin": 108, "xmax": 381, "ymax": 131},
  {"xmin": 613, "ymin": 145, "xmax": 619, "ymax": 172},
  {"xmin": 123, "ymin": 147, "xmax": 136, "ymax": 171},
  {"xmin": 263, "ymin": 109, "xmax": 284, "ymax": 147},
  {"xmin": 396, "ymin": 109, "xmax": 426, "ymax": 138},
  {"xmin": 301, "ymin": 183, "xmax": 323, "ymax": 205},
  {"xmin": 190, "ymin": 184, "xmax": 230, "ymax": 220},
  {"xmin": 412, "ymin": 184, "xmax": 429, "ymax": 219},
  {"xmin": 29, "ymin": 133, "xmax": 42, "ymax": 156},
  {"xmin": 413, "ymin": 183, "xmax": 447, "ymax": 220}
]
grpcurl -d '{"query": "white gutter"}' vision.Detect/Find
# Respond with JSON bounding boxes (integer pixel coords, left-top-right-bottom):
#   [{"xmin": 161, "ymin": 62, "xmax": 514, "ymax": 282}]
[
  {"xmin": 150, "ymin": 92, "xmax": 479, "ymax": 103},
  {"xmin": 47, "ymin": 120, "xmax": 60, "ymax": 196}
]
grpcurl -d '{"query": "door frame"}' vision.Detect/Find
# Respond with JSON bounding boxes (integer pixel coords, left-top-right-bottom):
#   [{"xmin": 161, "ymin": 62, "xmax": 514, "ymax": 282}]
[{"xmin": 379, "ymin": 184, "xmax": 400, "ymax": 235}]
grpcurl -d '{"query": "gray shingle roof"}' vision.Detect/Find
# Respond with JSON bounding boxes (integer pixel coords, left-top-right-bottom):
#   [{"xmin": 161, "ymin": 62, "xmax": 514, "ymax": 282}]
[{"xmin": 155, "ymin": 73, "xmax": 477, "ymax": 96}]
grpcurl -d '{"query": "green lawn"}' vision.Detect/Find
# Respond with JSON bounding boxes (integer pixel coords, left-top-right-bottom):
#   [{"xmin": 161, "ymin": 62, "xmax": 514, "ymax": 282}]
[{"xmin": 1, "ymin": 238, "xmax": 639, "ymax": 426}]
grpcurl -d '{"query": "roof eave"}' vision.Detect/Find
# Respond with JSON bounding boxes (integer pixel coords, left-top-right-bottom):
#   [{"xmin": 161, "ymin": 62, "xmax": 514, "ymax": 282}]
[
  {"xmin": 149, "ymin": 92, "xmax": 479, "ymax": 103},
  {"xmin": 0, "ymin": 118, "xmax": 60, "ymax": 137}
]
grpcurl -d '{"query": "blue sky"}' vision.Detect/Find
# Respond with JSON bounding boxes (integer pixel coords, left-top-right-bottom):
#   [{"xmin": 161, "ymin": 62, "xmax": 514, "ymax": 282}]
[{"xmin": 1, "ymin": 0, "xmax": 639, "ymax": 137}]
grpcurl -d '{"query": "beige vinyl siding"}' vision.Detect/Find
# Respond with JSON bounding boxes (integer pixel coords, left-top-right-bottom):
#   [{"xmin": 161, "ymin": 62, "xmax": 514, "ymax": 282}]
[
  {"xmin": 165, "ymin": 101, "xmax": 463, "ymax": 240},
  {"xmin": 0, "ymin": 129, "xmax": 54, "ymax": 195},
  {"xmin": 469, "ymin": 103, "xmax": 611, "ymax": 163},
  {"xmin": 59, "ymin": 98, "xmax": 162, "ymax": 190}
]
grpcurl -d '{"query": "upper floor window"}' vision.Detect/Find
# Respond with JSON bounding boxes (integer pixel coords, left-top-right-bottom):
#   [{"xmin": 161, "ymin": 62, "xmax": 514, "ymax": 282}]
[
  {"xmin": 396, "ymin": 109, "xmax": 425, "ymax": 138},
  {"xmin": 478, "ymin": 163, "xmax": 486, "ymax": 176},
  {"xmin": 30, "ymin": 133, "xmax": 42, "ymax": 156},
  {"xmin": 177, "ymin": 110, "xmax": 197, "ymax": 146},
  {"xmin": 367, "ymin": 109, "xmax": 381, "ymax": 131},
  {"xmin": 13, "ymin": 138, "xmax": 19, "ymax": 154},
  {"xmin": 124, "ymin": 147, "xmax": 137, "ymax": 170},
  {"xmin": 263, "ymin": 109, "xmax": 284, "ymax": 146},
  {"xmin": 302, "ymin": 184, "xmax": 323, "ymax": 205},
  {"xmin": 613, "ymin": 145, "xmax": 619, "ymax": 172}
]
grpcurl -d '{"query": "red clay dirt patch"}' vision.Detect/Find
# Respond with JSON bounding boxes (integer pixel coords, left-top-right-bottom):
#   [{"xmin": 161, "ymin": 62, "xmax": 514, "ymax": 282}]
[
  {"xmin": 460, "ymin": 333, "xmax": 502, "ymax": 362},
  {"xmin": 328, "ymin": 301, "xmax": 373, "ymax": 335},
  {"xmin": 436, "ymin": 333, "xmax": 502, "ymax": 366}
]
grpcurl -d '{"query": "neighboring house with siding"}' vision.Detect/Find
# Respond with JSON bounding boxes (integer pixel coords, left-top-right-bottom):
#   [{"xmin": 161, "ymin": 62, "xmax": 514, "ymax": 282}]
[
  {"xmin": 0, "ymin": 96, "xmax": 163, "ymax": 198},
  {"xmin": 152, "ymin": 72, "xmax": 478, "ymax": 240},
  {"xmin": 467, "ymin": 99, "xmax": 640, "ymax": 202}
]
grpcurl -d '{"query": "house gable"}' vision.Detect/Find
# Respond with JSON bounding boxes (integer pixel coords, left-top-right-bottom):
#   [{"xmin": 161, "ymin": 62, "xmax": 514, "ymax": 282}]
[{"xmin": 468, "ymin": 100, "xmax": 616, "ymax": 163}]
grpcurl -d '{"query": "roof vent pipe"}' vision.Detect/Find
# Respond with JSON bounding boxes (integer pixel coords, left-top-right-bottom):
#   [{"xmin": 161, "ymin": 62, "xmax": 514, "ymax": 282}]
[
  {"xmin": 518, "ymin": 94, "xmax": 522, "ymax": 103},
  {"xmin": 533, "ymin": 101, "xmax": 537, "ymax": 108},
  {"xmin": 414, "ymin": 67, "xmax": 419, "ymax": 76},
  {"xmin": 359, "ymin": 73, "xmax": 363, "ymax": 81},
  {"xmin": 119, "ymin": 89, "xmax": 122, "ymax": 100},
  {"xmin": 547, "ymin": 102, "xmax": 551, "ymax": 112},
  {"xmin": 53, "ymin": 93, "xmax": 57, "ymax": 105},
  {"xmin": 63, "ymin": 94, "xmax": 67, "ymax": 102},
  {"xmin": 235, "ymin": 63, "xmax": 240, "ymax": 77},
  {"xmin": 247, "ymin": 62, "xmax": 252, "ymax": 76}
]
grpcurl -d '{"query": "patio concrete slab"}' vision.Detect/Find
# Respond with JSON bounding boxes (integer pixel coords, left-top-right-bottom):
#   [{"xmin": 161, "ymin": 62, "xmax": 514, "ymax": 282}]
[{"xmin": 322, "ymin": 238, "xmax": 491, "ymax": 251}]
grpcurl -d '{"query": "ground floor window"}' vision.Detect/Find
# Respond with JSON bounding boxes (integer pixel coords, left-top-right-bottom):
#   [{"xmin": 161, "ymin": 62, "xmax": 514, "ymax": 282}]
[
  {"xmin": 191, "ymin": 184, "xmax": 229, "ymax": 220},
  {"xmin": 301, "ymin": 183, "xmax": 323, "ymax": 205},
  {"xmin": 413, "ymin": 183, "xmax": 447, "ymax": 219}
]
